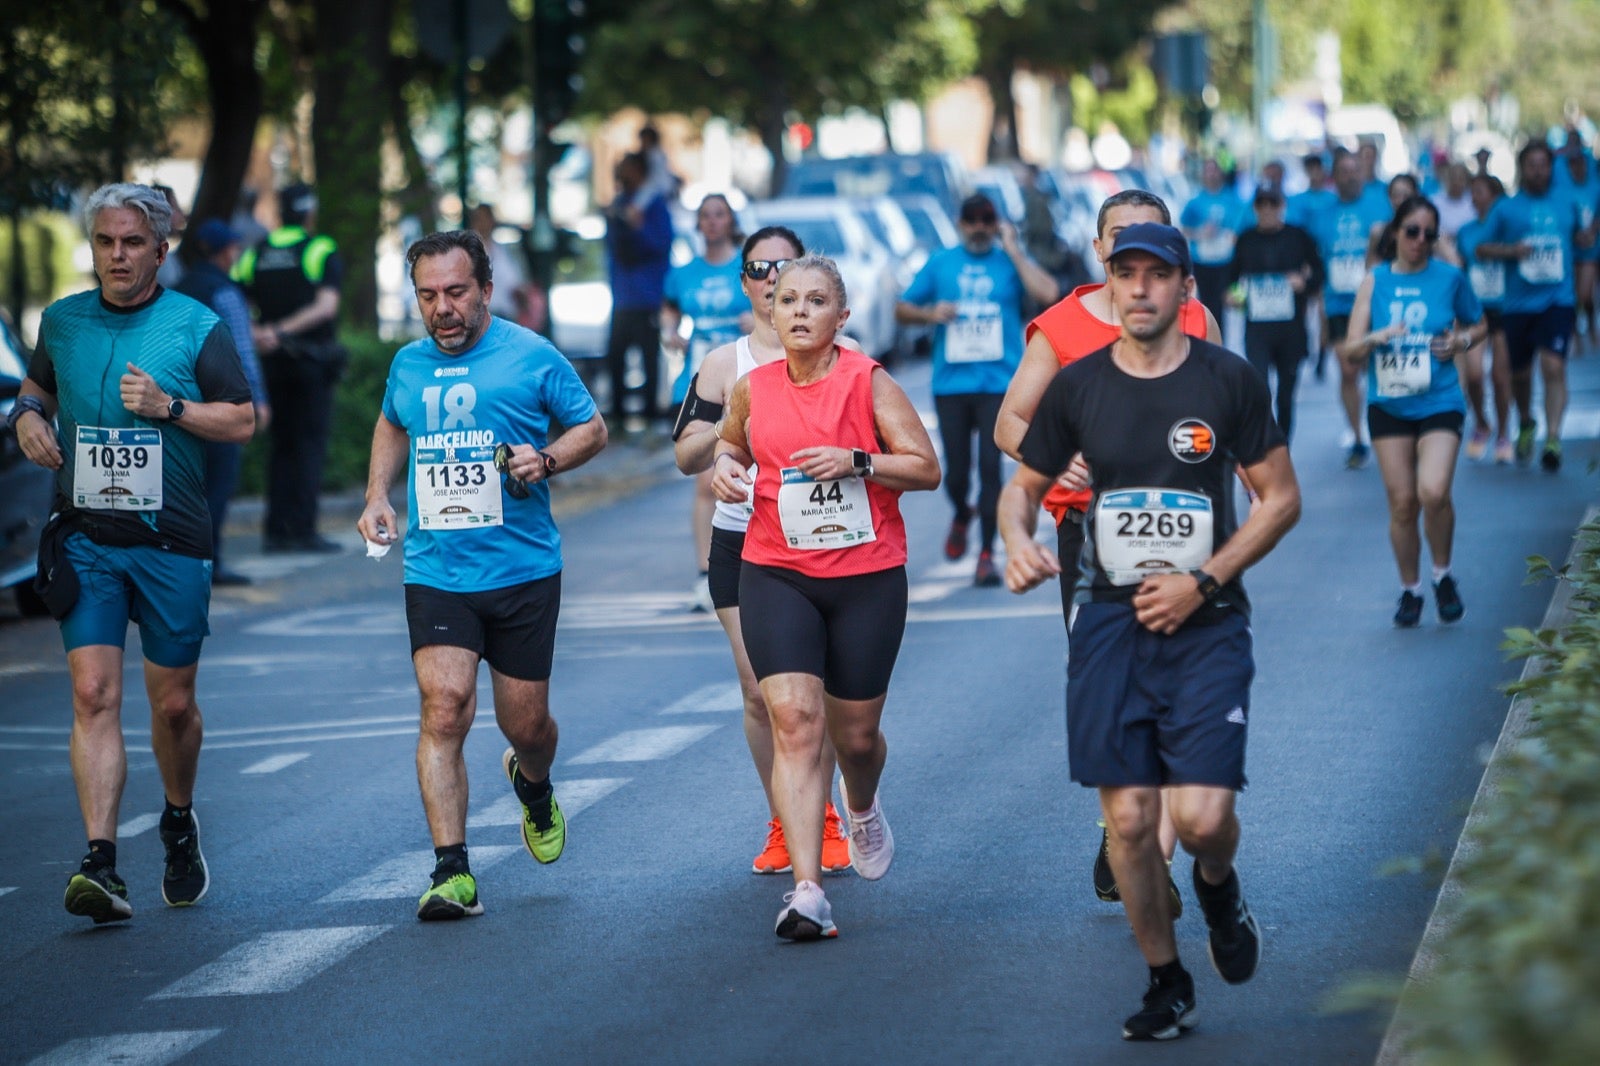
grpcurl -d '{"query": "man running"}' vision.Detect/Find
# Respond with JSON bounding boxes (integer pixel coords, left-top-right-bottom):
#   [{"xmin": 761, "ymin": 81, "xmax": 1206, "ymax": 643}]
[
  {"xmin": 10, "ymin": 183, "xmax": 255, "ymax": 923},
  {"xmin": 357, "ymin": 230, "xmax": 607, "ymax": 920},
  {"xmin": 999, "ymin": 223, "xmax": 1301, "ymax": 1041}
]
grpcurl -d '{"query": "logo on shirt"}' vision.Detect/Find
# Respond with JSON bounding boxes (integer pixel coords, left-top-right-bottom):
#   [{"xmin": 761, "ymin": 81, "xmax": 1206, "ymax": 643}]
[
  {"xmin": 1168, "ymin": 419, "xmax": 1216, "ymax": 463},
  {"xmin": 434, "ymin": 366, "xmax": 470, "ymax": 378}
]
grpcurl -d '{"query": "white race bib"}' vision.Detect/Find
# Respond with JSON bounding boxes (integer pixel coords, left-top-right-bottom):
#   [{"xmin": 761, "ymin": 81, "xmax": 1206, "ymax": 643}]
[
  {"xmin": 1093, "ymin": 489, "xmax": 1213, "ymax": 586},
  {"xmin": 777, "ymin": 467, "xmax": 876, "ymax": 550},
  {"xmin": 414, "ymin": 444, "xmax": 503, "ymax": 530},
  {"xmin": 1245, "ymin": 273, "xmax": 1295, "ymax": 322},
  {"xmin": 1329, "ymin": 254, "xmax": 1366, "ymax": 295},
  {"xmin": 74, "ymin": 426, "xmax": 162, "ymax": 511},
  {"xmin": 945, "ymin": 305, "xmax": 1004, "ymax": 363},
  {"xmin": 1519, "ymin": 235, "xmax": 1564, "ymax": 284},
  {"xmin": 1469, "ymin": 261, "xmax": 1505, "ymax": 303},
  {"xmin": 1196, "ymin": 230, "xmax": 1235, "ymax": 263},
  {"xmin": 1374, "ymin": 340, "xmax": 1434, "ymax": 398}
]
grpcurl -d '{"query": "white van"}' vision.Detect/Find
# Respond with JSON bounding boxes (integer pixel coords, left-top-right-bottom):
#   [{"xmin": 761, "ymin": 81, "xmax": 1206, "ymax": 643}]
[{"xmin": 1326, "ymin": 105, "xmax": 1412, "ymax": 178}]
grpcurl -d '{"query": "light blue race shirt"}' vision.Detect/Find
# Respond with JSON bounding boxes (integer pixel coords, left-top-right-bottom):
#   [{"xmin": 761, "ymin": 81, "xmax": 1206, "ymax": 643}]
[
  {"xmin": 1482, "ymin": 187, "xmax": 1584, "ymax": 312},
  {"xmin": 901, "ymin": 244, "xmax": 1025, "ymax": 396},
  {"xmin": 664, "ymin": 255, "xmax": 750, "ymax": 403},
  {"xmin": 1366, "ymin": 259, "xmax": 1482, "ymax": 420},
  {"xmin": 1311, "ymin": 194, "xmax": 1392, "ymax": 317},
  {"xmin": 1179, "ymin": 190, "xmax": 1251, "ymax": 266}
]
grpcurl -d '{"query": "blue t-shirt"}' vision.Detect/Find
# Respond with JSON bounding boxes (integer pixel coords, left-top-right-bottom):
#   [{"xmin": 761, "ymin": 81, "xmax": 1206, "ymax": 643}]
[
  {"xmin": 1287, "ymin": 188, "xmax": 1337, "ymax": 230},
  {"xmin": 901, "ymin": 244, "xmax": 1025, "ymax": 395},
  {"xmin": 1179, "ymin": 190, "xmax": 1250, "ymax": 266},
  {"xmin": 1482, "ymin": 187, "xmax": 1584, "ymax": 312},
  {"xmin": 381, "ymin": 316, "xmax": 598, "ymax": 592},
  {"xmin": 1311, "ymin": 194, "xmax": 1392, "ymax": 316},
  {"xmin": 663, "ymin": 254, "xmax": 750, "ymax": 403},
  {"xmin": 1455, "ymin": 216, "xmax": 1506, "ymax": 310},
  {"xmin": 1366, "ymin": 260, "xmax": 1482, "ymax": 420},
  {"xmin": 1557, "ymin": 168, "xmax": 1600, "ymax": 262}
]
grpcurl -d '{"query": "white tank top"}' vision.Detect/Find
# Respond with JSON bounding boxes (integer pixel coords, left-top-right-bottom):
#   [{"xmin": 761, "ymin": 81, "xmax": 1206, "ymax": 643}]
[{"xmin": 711, "ymin": 336, "xmax": 760, "ymax": 533}]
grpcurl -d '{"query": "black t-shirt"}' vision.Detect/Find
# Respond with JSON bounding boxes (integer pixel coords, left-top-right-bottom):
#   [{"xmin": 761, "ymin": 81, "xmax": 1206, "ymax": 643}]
[
  {"xmin": 1226, "ymin": 224, "xmax": 1324, "ymax": 333},
  {"xmin": 1018, "ymin": 339, "xmax": 1285, "ymax": 621}
]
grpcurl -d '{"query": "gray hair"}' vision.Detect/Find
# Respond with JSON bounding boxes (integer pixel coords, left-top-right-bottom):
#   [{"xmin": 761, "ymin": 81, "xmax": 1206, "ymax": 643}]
[
  {"xmin": 82, "ymin": 183, "xmax": 174, "ymax": 243},
  {"xmin": 774, "ymin": 254, "xmax": 848, "ymax": 310}
]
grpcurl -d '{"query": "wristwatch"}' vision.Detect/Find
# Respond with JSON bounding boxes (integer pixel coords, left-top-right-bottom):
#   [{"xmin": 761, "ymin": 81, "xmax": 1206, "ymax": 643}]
[
  {"xmin": 166, "ymin": 397, "xmax": 186, "ymax": 422},
  {"xmin": 851, "ymin": 448, "xmax": 873, "ymax": 478},
  {"xmin": 1190, "ymin": 569, "xmax": 1222, "ymax": 602},
  {"xmin": 5, "ymin": 394, "xmax": 47, "ymax": 433},
  {"xmin": 538, "ymin": 450, "xmax": 557, "ymax": 477}
]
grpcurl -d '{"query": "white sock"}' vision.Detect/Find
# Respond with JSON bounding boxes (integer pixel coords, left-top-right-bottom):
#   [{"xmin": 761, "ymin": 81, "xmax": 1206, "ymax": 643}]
[
  {"xmin": 1432, "ymin": 565, "xmax": 1451, "ymax": 583},
  {"xmin": 1403, "ymin": 582, "xmax": 1423, "ymax": 595}
]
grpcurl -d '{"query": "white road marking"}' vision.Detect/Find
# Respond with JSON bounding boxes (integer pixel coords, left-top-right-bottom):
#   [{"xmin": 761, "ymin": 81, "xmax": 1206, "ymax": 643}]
[
  {"xmin": 907, "ymin": 601, "xmax": 1059, "ymax": 624},
  {"xmin": 241, "ymin": 753, "xmax": 311, "ymax": 774},
  {"xmin": 908, "ymin": 579, "xmax": 968, "ymax": 603},
  {"xmin": 148, "ymin": 926, "xmax": 389, "ymax": 998},
  {"xmin": 28, "ymin": 1030, "xmax": 223, "ymax": 1065},
  {"xmin": 118, "ymin": 813, "xmax": 161, "ymax": 838},
  {"xmin": 568, "ymin": 725, "xmax": 719, "ymax": 764},
  {"xmin": 467, "ymin": 777, "xmax": 629, "ymax": 828},
  {"xmin": 657, "ymin": 682, "xmax": 743, "ymax": 715},
  {"xmin": 318, "ymin": 847, "xmax": 518, "ymax": 903},
  {"xmin": 205, "ymin": 727, "xmax": 419, "ymax": 751},
  {"xmin": 0, "ymin": 887, "xmax": 15, "ymax": 898}
]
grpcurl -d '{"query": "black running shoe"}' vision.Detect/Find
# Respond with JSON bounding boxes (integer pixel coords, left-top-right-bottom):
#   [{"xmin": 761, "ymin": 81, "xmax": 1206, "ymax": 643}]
[
  {"xmin": 160, "ymin": 812, "xmax": 209, "ymax": 907},
  {"xmin": 1394, "ymin": 590, "xmax": 1424, "ymax": 628},
  {"xmin": 1093, "ymin": 826, "xmax": 1120, "ymax": 902},
  {"xmin": 1121, "ymin": 972, "xmax": 1198, "ymax": 1041},
  {"xmin": 64, "ymin": 858, "xmax": 133, "ymax": 924},
  {"xmin": 1194, "ymin": 861, "xmax": 1261, "ymax": 985},
  {"xmin": 1434, "ymin": 576, "xmax": 1464, "ymax": 624}
]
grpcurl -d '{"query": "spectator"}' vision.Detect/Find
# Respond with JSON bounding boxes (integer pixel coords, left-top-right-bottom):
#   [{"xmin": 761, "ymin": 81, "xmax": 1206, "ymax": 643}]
[{"xmin": 604, "ymin": 152, "xmax": 674, "ymax": 425}]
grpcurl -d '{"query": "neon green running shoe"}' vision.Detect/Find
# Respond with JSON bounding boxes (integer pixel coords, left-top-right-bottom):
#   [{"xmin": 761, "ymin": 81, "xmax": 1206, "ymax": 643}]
[
  {"xmin": 503, "ymin": 748, "xmax": 565, "ymax": 864},
  {"xmin": 416, "ymin": 868, "xmax": 484, "ymax": 921}
]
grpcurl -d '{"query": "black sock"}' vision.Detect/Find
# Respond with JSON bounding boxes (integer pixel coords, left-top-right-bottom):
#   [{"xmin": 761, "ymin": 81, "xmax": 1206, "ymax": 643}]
[
  {"xmin": 433, "ymin": 844, "xmax": 468, "ymax": 874},
  {"xmin": 161, "ymin": 801, "xmax": 193, "ymax": 831},
  {"xmin": 1192, "ymin": 862, "xmax": 1239, "ymax": 902},
  {"xmin": 1150, "ymin": 959, "xmax": 1188, "ymax": 988},
  {"xmin": 513, "ymin": 767, "xmax": 553, "ymax": 806},
  {"xmin": 85, "ymin": 839, "xmax": 117, "ymax": 868}
]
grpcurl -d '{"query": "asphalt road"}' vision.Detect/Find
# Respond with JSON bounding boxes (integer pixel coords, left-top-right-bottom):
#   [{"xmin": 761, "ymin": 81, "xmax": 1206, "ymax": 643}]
[{"xmin": 1, "ymin": 350, "xmax": 1596, "ymax": 1065}]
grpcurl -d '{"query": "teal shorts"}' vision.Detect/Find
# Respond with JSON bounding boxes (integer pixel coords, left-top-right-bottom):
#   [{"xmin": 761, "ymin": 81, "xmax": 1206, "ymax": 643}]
[{"xmin": 60, "ymin": 533, "xmax": 212, "ymax": 667}]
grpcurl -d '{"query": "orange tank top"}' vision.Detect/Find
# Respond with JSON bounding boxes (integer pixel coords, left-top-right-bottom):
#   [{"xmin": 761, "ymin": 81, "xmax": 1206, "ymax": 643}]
[
  {"xmin": 1026, "ymin": 284, "xmax": 1211, "ymax": 522},
  {"xmin": 741, "ymin": 347, "xmax": 908, "ymax": 577}
]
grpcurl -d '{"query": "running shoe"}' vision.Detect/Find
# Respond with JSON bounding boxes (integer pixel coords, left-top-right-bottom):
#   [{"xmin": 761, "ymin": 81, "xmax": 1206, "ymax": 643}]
[
  {"xmin": 974, "ymin": 550, "xmax": 1001, "ymax": 588},
  {"xmin": 839, "ymin": 778, "xmax": 894, "ymax": 880},
  {"xmin": 1493, "ymin": 436, "xmax": 1514, "ymax": 465},
  {"xmin": 503, "ymin": 748, "xmax": 565, "ymax": 864},
  {"xmin": 1464, "ymin": 425, "xmax": 1491, "ymax": 462},
  {"xmin": 159, "ymin": 811, "xmax": 209, "ymax": 907},
  {"xmin": 416, "ymin": 867, "xmax": 484, "ymax": 921},
  {"xmin": 1121, "ymin": 971, "xmax": 1198, "ymax": 1041},
  {"xmin": 774, "ymin": 879, "xmax": 837, "ymax": 941},
  {"xmin": 752, "ymin": 818, "xmax": 792, "ymax": 875},
  {"xmin": 1435, "ymin": 575, "xmax": 1465, "ymax": 624},
  {"xmin": 1194, "ymin": 862, "xmax": 1261, "ymax": 985},
  {"xmin": 944, "ymin": 513, "xmax": 970, "ymax": 560},
  {"xmin": 64, "ymin": 859, "xmax": 132, "ymax": 924},
  {"xmin": 821, "ymin": 803, "xmax": 851, "ymax": 873},
  {"xmin": 1093, "ymin": 825, "xmax": 1183, "ymax": 917},
  {"xmin": 1344, "ymin": 441, "xmax": 1370, "ymax": 470},
  {"xmin": 689, "ymin": 572, "xmax": 713, "ymax": 613},
  {"xmin": 1541, "ymin": 440, "xmax": 1562, "ymax": 473},
  {"xmin": 1515, "ymin": 424, "xmax": 1536, "ymax": 464},
  {"xmin": 1394, "ymin": 591, "xmax": 1424, "ymax": 628}
]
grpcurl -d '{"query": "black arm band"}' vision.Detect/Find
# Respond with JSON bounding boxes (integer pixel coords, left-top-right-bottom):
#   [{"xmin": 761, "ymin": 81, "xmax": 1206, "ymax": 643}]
[{"xmin": 670, "ymin": 375, "xmax": 724, "ymax": 442}]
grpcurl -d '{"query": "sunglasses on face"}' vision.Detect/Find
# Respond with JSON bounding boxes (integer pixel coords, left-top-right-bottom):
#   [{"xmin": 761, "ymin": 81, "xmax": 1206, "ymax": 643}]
[
  {"xmin": 493, "ymin": 443, "xmax": 530, "ymax": 500},
  {"xmin": 742, "ymin": 259, "xmax": 792, "ymax": 281},
  {"xmin": 1402, "ymin": 225, "xmax": 1440, "ymax": 242},
  {"xmin": 961, "ymin": 211, "xmax": 998, "ymax": 225}
]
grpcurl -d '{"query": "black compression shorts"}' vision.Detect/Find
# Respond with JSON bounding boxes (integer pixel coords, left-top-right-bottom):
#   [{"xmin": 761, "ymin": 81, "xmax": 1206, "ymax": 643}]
[
  {"xmin": 404, "ymin": 573, "xmax": 561, "ymax": 681},
  {"xmin": 738, "ymin": 563, "xmax": 907, "ymax": 701}
]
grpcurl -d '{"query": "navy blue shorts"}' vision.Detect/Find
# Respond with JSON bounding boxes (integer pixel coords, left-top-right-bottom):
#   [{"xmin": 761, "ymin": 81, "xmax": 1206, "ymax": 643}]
[
  {"xmin": 1502, "ymin": 306, "xmax": 1575, "ymax": 372},
  {"xmin": 1065, "ymin": 602, "xmax": 1253, "ymax": 789}
]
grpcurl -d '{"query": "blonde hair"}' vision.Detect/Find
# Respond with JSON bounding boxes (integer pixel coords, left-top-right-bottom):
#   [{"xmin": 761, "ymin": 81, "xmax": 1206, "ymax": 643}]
[{"xmin": 774, "ymin": 255, "xmax": 848, "ymax": 309}]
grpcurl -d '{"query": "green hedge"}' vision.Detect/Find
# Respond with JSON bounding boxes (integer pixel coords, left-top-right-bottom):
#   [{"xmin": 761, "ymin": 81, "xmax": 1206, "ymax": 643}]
[
  {"xmin": 1396, "ymin": 514, "xmax": 1600, "ymax": 1064},
  {"xmin": 238, "ymin": 330, "xmax": 403, "ymax": 495}
]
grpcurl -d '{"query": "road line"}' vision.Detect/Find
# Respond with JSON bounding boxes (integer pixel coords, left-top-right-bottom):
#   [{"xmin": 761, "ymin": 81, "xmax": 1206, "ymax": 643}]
[
  {"xmin": 657, "ymin": 682, "xmax": 743, "ymax": 715},
  {"xmin": 318, "ymin": 847, "xmax": 519, "ymax": 903},
  {"xmin": 205, "ymin": 727, "xmax": 421, "ymax": 751},
  {"xmin": 205, "ymin": 715, "xmax": 417, "ymax": 738},
  {"xmin": 148, "ymin": 926, "xmax": 390, "ymax": 998},
  {"xmin": 118, "ymin": 813, "xmax": 161, "ymax": 838},
  {"xmin": 28, "ymin": 1030, "xmax": 223, "ymax": 1065},
  {"xmin": 568, "ymin": 725, "xmax": 719, "ymax": 764},
  {"xmin": 241, "ymin": 753, "xmax": 311, "ymax": 774},
  {"xmin": 467, "ymin": 776, "xmax": 629, "ymax": 827},
  {"xmin": 0, "ymin": 887, "xmax": 15, "ymax": 898}
]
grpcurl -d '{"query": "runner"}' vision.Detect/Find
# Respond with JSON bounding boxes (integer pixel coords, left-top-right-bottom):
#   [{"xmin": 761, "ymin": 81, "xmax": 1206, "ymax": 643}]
[
  {"xmin": 1178, "ymin": 159, "xmax": 1250, "ymax": 325},
  {"xmin": 661, "ymin": 194, "xmax": 751, "ymax": 612},
  {"xmin": 996, "ymin": 189, "xmax": 1219, "ymax": 910},
  {"xmin": 1455, "ymin": 174, "xmax": 1513, "ymax": 462},
  {"xmin": 896, "ymin": 192, "xmax": 1059, "ymax": 587},
  {"xmin": 1555, "ymin": 143, "xmax": 1600, "ymax": 353},
  {"xmin": 9, "ymin": 183, "xmax": 255, "ymax": 923},
  {"xmin": 672, "ymin": 226, "xmax": 852, "ymax": 876},
  {"xmin": 999, "ymin": 222, "xmax": 1300, "ymax": 1041},
  {"xmin": 710, "ymin": 256, "xmax": 940, "ymax": 939},
  {"xmin": 356, "ymin": 230, "xmax": 607, "ymax": 920},
  {"xmin": 1308, "ymin": 150, "xmax": 1393, "ymax": 468},
  {"xmin": 1339, "ymin": 196, "xmax": 1485, "ymax": 626},
  {"xmin": 1474, "ymin": 140, "xmax": 1592, "ymax": 472}
]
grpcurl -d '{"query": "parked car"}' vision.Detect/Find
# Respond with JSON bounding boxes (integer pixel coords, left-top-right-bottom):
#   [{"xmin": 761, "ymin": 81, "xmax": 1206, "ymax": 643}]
[
  {"xmin": 893, "ymin": 194, "xmax": 961, "ymax": 259},
  {"xmin": 781, "ymin": 152, "xmax": 971, "ymax": 220},
  {"xmin": 848, "ymin": 195, "xmax": 924, "ymax": 288},
  {"xmin": 972, "ymin": 164, "xmax": 1028, "ymax": 225},
  {"xmin": 741, "ymin": 197, "xmax": 902, "ymax": 362},
  {"xmin": 1, "ymin": 312, "xmax": 54, "ymax": 616}
]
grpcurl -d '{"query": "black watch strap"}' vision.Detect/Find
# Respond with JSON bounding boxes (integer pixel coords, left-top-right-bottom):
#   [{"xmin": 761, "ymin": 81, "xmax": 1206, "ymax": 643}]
[
  {"xmin": 6, "ymin": 395, "xmax": 47, "ymax": 433},
  {"xmin": 851, "ymin": 448, "xmax": 872, "ymax": 477},
  {"xmin": 1191, "ymin": 569, "xmax": 1222, "ymax": 601},
  {"xmin": 539, "ymin": 450, "xmax": 557, "ymax": 476}
]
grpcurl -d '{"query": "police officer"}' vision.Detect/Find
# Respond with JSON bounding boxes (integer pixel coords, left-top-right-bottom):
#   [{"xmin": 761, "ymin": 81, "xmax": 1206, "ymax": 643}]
[{"xmin": 236, "ymin": 182, "xmax": 345, "ymax": 551}]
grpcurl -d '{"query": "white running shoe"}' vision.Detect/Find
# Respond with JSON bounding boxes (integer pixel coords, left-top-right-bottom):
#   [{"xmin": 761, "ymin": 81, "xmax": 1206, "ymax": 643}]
[
  {"xmin": 839, "ymin": 777, "xmax": 894, "ymax": 881},
  {"xmin": 775, "ymin": 879, "xmax": 837, "ymax": 940},
  {"xmin": 689, "ymin": 572, "xmax": 713, "ymax": 613}
]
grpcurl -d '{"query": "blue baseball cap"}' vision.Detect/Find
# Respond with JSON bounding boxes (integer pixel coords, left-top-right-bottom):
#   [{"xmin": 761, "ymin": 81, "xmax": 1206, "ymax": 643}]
[
  {"xmin": 1109, "ymin": 222, "xmax": 1192, "ymax": 275},
  {"xmin": 192, "ymin": 218, "xmax": 241, "ymax": 254}
]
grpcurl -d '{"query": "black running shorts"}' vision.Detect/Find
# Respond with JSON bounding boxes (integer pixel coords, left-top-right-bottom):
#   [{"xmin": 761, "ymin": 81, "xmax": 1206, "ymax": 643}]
[
  {"xmin": 707, "ymin": 526, "xmax": 744, "ymax": 611},
  {"xmin": 737, "ymin": 563, "xmax": 907, "ymax": 701},
  {"xmin": 404, "ymin": 573, "xmax": 561, "ymax": 681},
  {"xmin": 1367, "ymin": 406, "xmax": 1465, "ymax": 440}
]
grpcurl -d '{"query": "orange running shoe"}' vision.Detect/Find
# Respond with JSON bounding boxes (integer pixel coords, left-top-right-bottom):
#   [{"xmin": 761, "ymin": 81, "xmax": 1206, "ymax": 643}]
[
  {"xmin": 822, "ymin": 803, "xmax": 851, "ymax": 872},
  {"xmin": 752, "ymin": 818, "xmax": 791, "ymax": 874}
]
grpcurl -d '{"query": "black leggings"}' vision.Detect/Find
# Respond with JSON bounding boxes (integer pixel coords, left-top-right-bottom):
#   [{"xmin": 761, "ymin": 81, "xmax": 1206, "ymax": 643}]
[
  {"xmin": 605, "ymin": 307, "xmax": 661, "ymax": 420},
  {"xmin": 738, "ymin": 563, "xmax": 907, "ymax": 701},
  {"xmin": 1244, "ymin": 327, "xmax": 1308, "ymax": 442},
  {"xmin": 934, "ymin": 392, "xmax": 1004, "ymax": 553}
]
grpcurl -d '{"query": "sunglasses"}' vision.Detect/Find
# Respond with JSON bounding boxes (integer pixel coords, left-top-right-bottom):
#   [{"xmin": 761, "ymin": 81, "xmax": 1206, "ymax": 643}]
[
  {"xmin": 742, "ymin": 259, "xmax": 792, "ymax": 281},
  {"xmin": 961, "ymin": 211, "xmax": 998, "ymax": 225},
  {"xmin": 1402, "ymin": 225, "xmax": 1440, "ymax": 242},
  {"xmin": 492, "ymin": 443, "xmax": 530, "ymax": 500}
]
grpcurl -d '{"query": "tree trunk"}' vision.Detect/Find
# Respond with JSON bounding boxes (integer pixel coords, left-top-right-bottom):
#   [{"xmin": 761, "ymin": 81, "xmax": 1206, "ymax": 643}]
[
  {"xmin": 985, "ymin": 57, "xmax": 1019, "ymax": 163},
  {"xmin": 186, "ymin": 1, "xmax": 266, "ymax": 243},
  {"xmin": 387, "ymin": 55, "xmax": 438, "ymax": 236}
]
